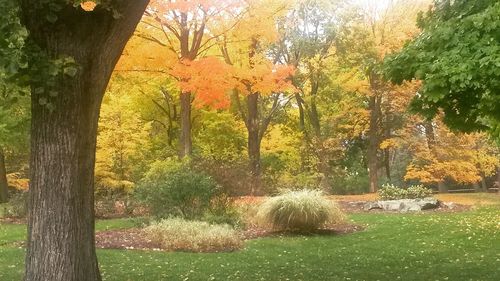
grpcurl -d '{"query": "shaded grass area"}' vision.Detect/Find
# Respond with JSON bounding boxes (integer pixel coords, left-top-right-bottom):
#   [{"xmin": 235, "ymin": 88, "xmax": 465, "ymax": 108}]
[{"xmin": 1, "ymin": 208, "xmax": 499, "ymax": 281}]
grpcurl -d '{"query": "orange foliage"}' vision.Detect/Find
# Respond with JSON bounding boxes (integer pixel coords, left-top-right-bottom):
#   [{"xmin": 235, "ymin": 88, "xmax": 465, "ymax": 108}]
[
  {"xmin": 151, "ymin": 0, "xmax": 241, "ymax": 15},
  {"xmin": 7, "ymin": 173, "xmax": 29, "ymax": 191},
  {"xmin": 170, "ymin": 57, "xmax": 236, "ymax": 108},
  {"xmin": 234, "ymin": 62, "xmax": 296, "ymax": 96},
  {"xmin": 80, "ymin": 1, "xmax": 97, "ymax": 11}
]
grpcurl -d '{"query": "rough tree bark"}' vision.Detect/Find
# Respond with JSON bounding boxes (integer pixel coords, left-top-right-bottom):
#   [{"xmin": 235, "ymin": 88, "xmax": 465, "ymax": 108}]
[
  {"xmin": 0, "ymin": 147, "xmax": 9, "ymax": 203},
  {"xmin": 20, "ymin": 1, "xmax": 148, "ymax": 281}
]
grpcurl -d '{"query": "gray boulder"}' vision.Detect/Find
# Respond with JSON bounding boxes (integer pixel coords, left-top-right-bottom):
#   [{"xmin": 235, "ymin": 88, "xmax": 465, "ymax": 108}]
[{"xmin": 364, "ymin": 198, "xmax": 439, "ymax": 212}]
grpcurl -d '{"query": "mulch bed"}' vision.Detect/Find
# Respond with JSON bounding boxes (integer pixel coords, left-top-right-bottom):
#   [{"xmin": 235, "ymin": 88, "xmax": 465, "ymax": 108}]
[
  {"xmin": 1, "ymin": 196, "xmax": 474, "ymax": 252},
  {"xmin": 95, "ymin": 228, "xmax": 162, "ymax": 251},
  {"xmin": 93, "ymin": 222, "xmax": 364, "ymax": 251},
  {"xmin": 0, "ymin": 217, "xmax": 25, "ymax": 224}
]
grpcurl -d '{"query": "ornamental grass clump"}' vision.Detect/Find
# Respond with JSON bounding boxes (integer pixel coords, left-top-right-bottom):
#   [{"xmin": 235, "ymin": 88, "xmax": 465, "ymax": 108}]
[
  {"xmin": 257, "ymin": 189, "xmax": 345, "ymax": 232},
  {"xmin": 144, "ymin": 218, "xmax": 242, "ymax": 252}
]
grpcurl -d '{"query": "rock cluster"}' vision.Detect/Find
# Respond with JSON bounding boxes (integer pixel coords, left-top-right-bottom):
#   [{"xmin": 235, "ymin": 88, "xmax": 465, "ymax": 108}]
[{"xmin": 364, "ymin": 198, "xmax": 439, "ymax": 212}]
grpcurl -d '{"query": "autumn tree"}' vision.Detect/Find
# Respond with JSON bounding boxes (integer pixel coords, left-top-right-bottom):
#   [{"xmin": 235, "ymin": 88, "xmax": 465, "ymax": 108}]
[
  {"xmin": 0, "ymin": 88, "xmax": 30, "ymax": 203},
  {"xmin": 271, "ymin": 0, "xmax": 346, "ymax": 190},
  {"xmin": 143, "ymin": 0, "xmax": 244, "ymax": 157},
  {"xmin": 95, "ymin": 86, "xmax": 152, "ymax": 195},
  {"xmin": 403, "ymin": 117, "xmax": 499, "ymax": 192},
  {"xmin": 219, "ymin": 0, "xmax": 295, "ymax": 191},
  {"xmin": 0, "ymin": 1, "xmax": 149, "ymax": 280},
  {"xmin": 335, "ymin": 0, "xmax": 430, "ymax": 192},
  {"xmin": 0, "ymin": 0, "xmax": 30, "ymax": 203}
]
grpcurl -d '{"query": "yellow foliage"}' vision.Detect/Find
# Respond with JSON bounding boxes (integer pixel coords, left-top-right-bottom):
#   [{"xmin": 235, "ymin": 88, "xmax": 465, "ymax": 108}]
[
  {"xmin": 380, "ymin": 138, "xmax": 398, "ymax": 150},
  {"xmin": 6, "ymin": 173, "xmax": 29, "ymax": 191},
  {"xmin": 95, "ymin": 88, "xmax": 153, "ymax": 192},
  {"xmin": 403, "ymin": 117, "xmax": 499, "ymax": 184}
]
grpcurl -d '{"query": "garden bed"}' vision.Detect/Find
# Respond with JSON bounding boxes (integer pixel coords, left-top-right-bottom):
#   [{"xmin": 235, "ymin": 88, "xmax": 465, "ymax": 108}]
[{"xmin": 93, "ymin": 222, "xmax": 364, "ymax": 252}]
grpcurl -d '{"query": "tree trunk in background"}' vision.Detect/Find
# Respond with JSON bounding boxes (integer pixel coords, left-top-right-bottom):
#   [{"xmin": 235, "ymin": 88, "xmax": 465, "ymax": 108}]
[
  {"xmin": 438, "ymin": 182, "xmax": 448, "ymax": 193},
  {"xmin": 295, "ymin": 93, "xmax": 308, "ymax": 172},
  {"xmin": 480, "ymin": 174, "xmax": 488, "ymax": 192},
  {"xmin": 496, "ymin": 167, "xmax": 500, "ymax": 194},
  {"xmin": 308, "ymin": 88, "xmax": 331, "ymax": 192},
  {"xmin": 367, "ymin": 95, "xmax": 381, "ymax": 193},
  {"xmin": 423, "ymin": 121, "xmax": 435, "ymax": 149},
  {"xmin": 384, "ymin": 149, "xmax": 391, "ymax": 182},
  {"xmin": 179, "ymin": 92, "xmax": 192, "ymax": 158},
  {"xmin": 423, "ymin": 120, "xmax": 448, "ymax": 193},
  {"xmin": 0, "ymin": 148, "xmax": 9, "ymax": 203},
  {"xmin": 473, "ymin": 182, "xmax": 481, "ymax": 193},
  {"xmin": 20, "ymin": 2, "xmax": 148, "ymax": 280},
  {"xmin": 247, "ymin": 93, "xmax": 261, "ymax": 194}
]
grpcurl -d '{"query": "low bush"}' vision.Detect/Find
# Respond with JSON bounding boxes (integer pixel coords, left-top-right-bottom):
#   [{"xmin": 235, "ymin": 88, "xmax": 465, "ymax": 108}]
[
  {"xmin": 330, "ymin": 170, "xmax": 370, "ymax": 195},
  {"xmin": 144, "ymin": 218, "xmax": 242, "ymax": 252},
  {"xmin": 406, "ymin": 185, "xmax": 434, "ymax": 199},
  {"xmin": 203, "ymin": 194, "xmax": 243, "ymax": 228},
  {"xmin": 257, "ymin": 189, "xmax": 345, "ymax": 232},
  {"xmin": 2, "ymin": 192, "xmax": 28, "ymax": 218},
  {"xmin": 378, "ymin": 184, "xmax": 433, "ymax": 200},
  {"xmin": 134, "ymin": 160, "xmax": 220, "ymax": 220},
  {"xmin": 194, "ymin": 159, "xmax": 254, "ymax": 196}
]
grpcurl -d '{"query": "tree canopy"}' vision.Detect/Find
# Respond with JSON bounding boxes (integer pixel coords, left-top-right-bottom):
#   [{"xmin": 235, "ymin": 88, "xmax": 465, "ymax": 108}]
[{"xmin": 385, "ymin": 0, "xmax": 500, "ymax": 138}]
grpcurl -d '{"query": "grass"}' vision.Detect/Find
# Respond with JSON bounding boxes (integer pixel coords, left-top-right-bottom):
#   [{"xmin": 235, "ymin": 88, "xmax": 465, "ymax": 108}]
[
  {"xmin": 434, "ymin": 193, "xmax": 500, "ymax": 206},
  {"xmin": 1, "ymin": 208, "xmax": 499, "ymax": 280}
]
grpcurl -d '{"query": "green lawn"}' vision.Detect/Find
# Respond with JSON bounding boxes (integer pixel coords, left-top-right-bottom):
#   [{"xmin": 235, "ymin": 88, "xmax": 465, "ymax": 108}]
[{"xmin": 1, "ymin": 209, "xmax": 499, "ymax": 281}]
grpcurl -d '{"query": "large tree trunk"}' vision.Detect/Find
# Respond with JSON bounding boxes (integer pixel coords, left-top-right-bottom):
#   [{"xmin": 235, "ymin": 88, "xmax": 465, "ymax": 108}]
[
  {"xmin": 179, "ymin": 91, "xmax": 192, "ymax": 157},
  {"xmin": 0, "ymin": 147, "xmax": 9, "ymax": 203},
  {"xmin": 20, "ymin": 2, "xmax": 148, "ymax": 281},
  {"xmin": 367, "ymin": 95, "xmax": 381, "ymax": 193},
  {"xmin": 247, "ymin": 93, "xmax": 261, "ymax": 194}
]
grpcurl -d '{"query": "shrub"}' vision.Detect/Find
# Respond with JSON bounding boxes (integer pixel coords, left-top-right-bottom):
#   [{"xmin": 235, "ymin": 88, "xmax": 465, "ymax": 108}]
[
  {"xmin": 406, "ymin": 185, "xmax": 434, "ymax": 199},
  {"xmin": 203, "ymin": 194, "xmax": 243, "ymax": 228},
  {"xmin": 144, "ymin": 218, "xmax": 242, "ymax": 252},
  {"xmin": 276, "ymin": 172, "xmax": 322, "ymax": 191},
  {"xmin": 2, "ymin": 191, "xmax": 28, "ymax": 218},
  {"xmin": 257, "ymin": 189, "xmax": 345, "ymax": 232},
  {"xmin": 331, "ymin": 170, "xmax": 370, "ymax": 195},
  {"xmin": 378, "ymin": 184, "xmax": 405, "ymax": 200},
  {"xmin": 134, "ymin": 160, "xmax": 220, "ymax": 219},
  {"xmin": 378, "ymin": 184, "xmax": 433, "ymax": 200},
  {"xmin": 194, "ymin": 159, "xmax": 254, "ymax": 196}
]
